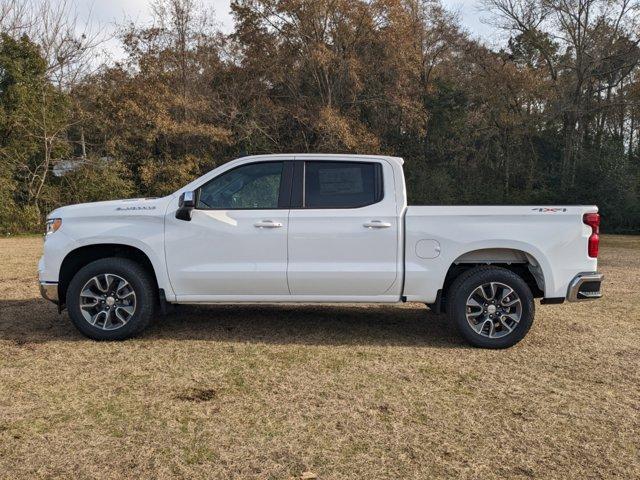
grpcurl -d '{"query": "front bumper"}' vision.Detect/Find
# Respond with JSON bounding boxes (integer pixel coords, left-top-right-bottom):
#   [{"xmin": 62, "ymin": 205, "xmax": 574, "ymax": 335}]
[
  {"xmin": 567, "ymin": 272, "xmax": 604, "ymax": 302},
  {"xmin": 39, "ymin": 281, "xmax": 59, "ymax": 304}
]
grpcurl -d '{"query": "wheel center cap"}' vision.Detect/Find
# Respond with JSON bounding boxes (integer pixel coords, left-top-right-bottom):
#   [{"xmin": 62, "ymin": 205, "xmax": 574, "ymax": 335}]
[
  {"xmin": 487, "ymin": 304, "xmax": 497, "ymax": 314},
  {"xmin": 106, "ymin": 296, "xmax": 116, "ymax": 307}
]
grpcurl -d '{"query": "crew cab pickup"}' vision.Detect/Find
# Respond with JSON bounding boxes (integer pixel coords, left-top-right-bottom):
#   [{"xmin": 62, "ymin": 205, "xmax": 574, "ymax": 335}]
[{"xmin": 39, "ymin": 154, "xmax": 603, "ymax": 348}]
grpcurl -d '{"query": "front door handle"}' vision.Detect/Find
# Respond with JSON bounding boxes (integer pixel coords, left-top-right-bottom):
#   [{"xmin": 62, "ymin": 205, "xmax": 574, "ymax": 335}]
[
  {"xmin": 254, "ymin": 220, "xmax": 283, "ymax": 228},
  {"xmin": 363, "ymin": 220, "xmax": 392, "ymax": 229}
]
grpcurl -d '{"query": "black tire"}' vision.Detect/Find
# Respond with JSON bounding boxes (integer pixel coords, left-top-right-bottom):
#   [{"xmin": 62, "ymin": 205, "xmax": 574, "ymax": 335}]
[
  {"xmin": 66, "ymin": 258, "xmax": 156, "ymax": 340},
  {"xmin": 447, "ymin": 266, "xmax": 534, "ymax": 349}
]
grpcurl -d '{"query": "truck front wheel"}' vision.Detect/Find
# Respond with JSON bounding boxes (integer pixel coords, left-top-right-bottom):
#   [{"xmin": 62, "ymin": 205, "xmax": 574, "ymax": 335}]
[
  {"xmin": 447, "ymin": 266, "xmax": 535, "ymax": 349},
  {"xmin": 66, "ymin": 258, "xmax": 156, "ymax": 340}
]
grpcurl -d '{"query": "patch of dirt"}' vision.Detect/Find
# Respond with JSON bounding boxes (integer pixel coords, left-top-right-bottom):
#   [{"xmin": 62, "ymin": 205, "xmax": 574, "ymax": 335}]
[{"xmin": 175, "ymin": 388, "xmax": 217, "ymax": 402}]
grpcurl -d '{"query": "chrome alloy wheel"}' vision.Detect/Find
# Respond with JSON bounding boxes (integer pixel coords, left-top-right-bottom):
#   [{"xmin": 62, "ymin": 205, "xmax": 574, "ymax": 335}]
[
  {"xmin": 79, "ymin": 274, "xmax": 137, "ymax": 330},
  {"xmin": 465, "ymin": 282, "xmax": 522, "ymax": 339}
]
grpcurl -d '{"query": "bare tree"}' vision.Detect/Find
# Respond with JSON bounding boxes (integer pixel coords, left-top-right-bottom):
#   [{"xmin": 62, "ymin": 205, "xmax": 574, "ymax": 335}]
[
  {"xmin": 1, "ymin": 0, "xmax": 108, "ymax": 214},
  {"xmin": 1, "ymin": 0, "xmax": 108, "ymax": 88},
  {"xmin": 0, "ymin": 0, "xmax": 33, "ymax": 34},
  {"xmin": 32, "ymin": 0, "xmax": 107, "ymax": 89}
]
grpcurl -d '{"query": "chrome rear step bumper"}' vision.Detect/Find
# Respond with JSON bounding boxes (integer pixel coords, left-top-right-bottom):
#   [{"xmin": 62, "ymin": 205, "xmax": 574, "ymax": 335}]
[{"xmin": 567, "ymin": 272, "xmax": 604, "ymax": 302}]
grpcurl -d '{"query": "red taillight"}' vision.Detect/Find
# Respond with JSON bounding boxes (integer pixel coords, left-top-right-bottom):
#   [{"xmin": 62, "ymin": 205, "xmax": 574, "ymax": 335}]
[{"xmin": 583, "ymin": 213, "xmax": 600, "ymax": 258}]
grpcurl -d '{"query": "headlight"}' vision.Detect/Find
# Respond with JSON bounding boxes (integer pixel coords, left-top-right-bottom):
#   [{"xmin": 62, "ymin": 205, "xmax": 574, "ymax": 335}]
[{"xmin": 45, "ymin": 218, "xmax": 62, "ymax": 236}]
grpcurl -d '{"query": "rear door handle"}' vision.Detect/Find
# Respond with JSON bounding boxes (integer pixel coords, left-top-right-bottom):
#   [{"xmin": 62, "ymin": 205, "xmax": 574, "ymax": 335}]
[
  {"xmin": 363, "ymin": 220, "xmax": 392, "ymax": 229},
  {"xmin": 254, "ymin": 220, "xmax": 283, "ymax": 228}
]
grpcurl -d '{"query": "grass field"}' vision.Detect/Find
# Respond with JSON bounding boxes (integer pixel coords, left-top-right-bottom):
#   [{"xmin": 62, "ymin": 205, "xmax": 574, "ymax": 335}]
[{"xmin": 0, "ymin": 235, "xmax": 638, "ymax": 479}]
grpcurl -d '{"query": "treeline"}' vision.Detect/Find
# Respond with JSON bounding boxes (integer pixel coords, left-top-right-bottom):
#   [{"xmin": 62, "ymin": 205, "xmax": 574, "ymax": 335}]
[{"xmin": 1, "ymin": 0, "xmax": 639, "ymax": 233}]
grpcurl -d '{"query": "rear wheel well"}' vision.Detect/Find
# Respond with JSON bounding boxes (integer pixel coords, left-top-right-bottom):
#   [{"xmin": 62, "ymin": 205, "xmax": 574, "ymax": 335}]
[
  {"xmin": 443, "ymin": 263, "xmax": 542, "ymax": 298},
  {"xmin": 432, "ymin": 249, "xmax": 545, "ymax": 313},
  {"xmin": 58, "ymin": 244, "xmax": 158, "ymax": 308}
]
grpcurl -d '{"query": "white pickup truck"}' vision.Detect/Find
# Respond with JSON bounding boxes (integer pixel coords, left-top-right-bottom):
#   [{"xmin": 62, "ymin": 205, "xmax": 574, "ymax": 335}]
[{"xmin": 39, "ymin": 154, "xmax": 603, "ymax": 348}]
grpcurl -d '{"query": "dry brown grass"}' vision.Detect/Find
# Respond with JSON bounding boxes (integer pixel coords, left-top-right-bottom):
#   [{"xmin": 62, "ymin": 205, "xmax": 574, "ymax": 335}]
[{"xmin": 0, "ymin": 235, "xmax": 638, "ymax": 479}]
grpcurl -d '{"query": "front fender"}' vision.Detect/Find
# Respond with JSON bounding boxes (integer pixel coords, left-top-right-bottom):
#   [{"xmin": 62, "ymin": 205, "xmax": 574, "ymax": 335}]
[{"xmin": 40, "ymin": 215, "xmax": 174, "ymax": 300}]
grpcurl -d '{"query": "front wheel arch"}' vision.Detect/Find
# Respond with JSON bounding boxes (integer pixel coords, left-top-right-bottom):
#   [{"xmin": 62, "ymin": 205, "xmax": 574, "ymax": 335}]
[{"xmin": 58, "ymin": 244, "xmax": 158, "ymax": 309}]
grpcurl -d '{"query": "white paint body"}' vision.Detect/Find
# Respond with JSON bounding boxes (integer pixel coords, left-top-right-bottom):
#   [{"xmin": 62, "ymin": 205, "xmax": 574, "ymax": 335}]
[{"xmin": 39, "ymin": 154, "xmax": 598, "ymax": 304}]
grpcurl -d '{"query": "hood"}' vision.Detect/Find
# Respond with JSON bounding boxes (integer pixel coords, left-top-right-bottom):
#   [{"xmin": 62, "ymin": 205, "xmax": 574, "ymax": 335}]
[{"xmin": 48, "ymin": 197, "xmax": 171, "ymax": 219}]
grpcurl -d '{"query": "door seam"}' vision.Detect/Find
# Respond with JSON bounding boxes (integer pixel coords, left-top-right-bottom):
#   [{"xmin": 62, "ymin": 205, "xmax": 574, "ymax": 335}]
[{"xmin": 286, "ymin": 208, "xmax": 292, "ymax": 295}]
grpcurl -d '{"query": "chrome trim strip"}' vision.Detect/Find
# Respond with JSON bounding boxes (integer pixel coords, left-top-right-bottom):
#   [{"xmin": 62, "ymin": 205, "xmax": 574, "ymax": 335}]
[
  {"xmin": 39, "ymin": 281, "xmax": 59, "ymax": 303},
  {"xmin": 567, "ymin": 272, "xmax": 604, "ymax": 302}
]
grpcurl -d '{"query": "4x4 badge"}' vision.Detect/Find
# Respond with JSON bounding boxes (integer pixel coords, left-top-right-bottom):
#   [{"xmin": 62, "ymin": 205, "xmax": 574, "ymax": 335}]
[{"xmin": 531, "ymin": 207, "xmax": 567, "ymax": 213}]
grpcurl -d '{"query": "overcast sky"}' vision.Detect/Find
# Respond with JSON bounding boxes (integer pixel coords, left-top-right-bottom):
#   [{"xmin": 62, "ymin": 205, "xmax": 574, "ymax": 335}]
[{"xmin": 77, "ymin": 0, "xmax": 497, "ymax": 59}]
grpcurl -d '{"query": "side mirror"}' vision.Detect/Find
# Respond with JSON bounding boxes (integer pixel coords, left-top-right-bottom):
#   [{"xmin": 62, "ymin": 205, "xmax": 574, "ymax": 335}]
[{"xmin": 176, "ymin": 191, "xmax": 196, "ymax": 221}]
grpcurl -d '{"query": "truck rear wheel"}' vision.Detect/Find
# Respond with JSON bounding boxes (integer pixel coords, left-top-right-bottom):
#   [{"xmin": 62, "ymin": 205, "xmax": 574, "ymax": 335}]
[
  {"xmin": 66, "ymin": 258, "xmax": 156, "ymax": 340},
  {"xmin": 447, "ymin": 266, "xmax": 534, "ymax": 349}
]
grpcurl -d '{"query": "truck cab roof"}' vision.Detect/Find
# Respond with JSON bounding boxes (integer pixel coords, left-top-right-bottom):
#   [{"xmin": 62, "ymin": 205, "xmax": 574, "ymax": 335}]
[{"xmin": 237, "ymin": 153, "xmax": 405, "ymax": 166}]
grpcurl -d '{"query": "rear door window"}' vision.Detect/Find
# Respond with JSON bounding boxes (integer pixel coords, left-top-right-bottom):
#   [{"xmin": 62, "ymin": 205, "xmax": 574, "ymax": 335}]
[{"xmin": 304, "ymin": 161, "xmax": 383, "ymax": 209}]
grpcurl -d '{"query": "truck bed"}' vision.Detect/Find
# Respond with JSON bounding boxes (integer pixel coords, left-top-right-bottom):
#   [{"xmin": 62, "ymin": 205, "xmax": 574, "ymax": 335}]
[{"xmin": 402, "ymin": 206, "xmax": 598, "ymax": 303}]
